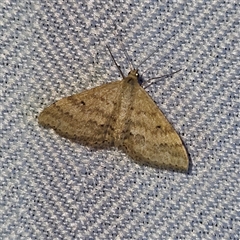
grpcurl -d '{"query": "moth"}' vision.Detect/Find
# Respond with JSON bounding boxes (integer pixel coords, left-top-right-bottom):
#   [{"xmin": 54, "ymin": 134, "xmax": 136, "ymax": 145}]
[{"xmin": 38, "ymin": 46, "xmax": 189, "ymax": 171}]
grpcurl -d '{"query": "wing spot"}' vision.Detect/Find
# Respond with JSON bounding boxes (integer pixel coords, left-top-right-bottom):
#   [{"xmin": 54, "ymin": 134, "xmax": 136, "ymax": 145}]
[{"xmin": 80, "ymin": 101, "xmax": 86, "ymax": 105}]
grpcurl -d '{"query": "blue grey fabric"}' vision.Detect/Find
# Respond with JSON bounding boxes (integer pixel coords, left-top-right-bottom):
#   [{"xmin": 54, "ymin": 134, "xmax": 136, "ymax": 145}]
[{"xmin": 1, "ymin": 1, "xmax": 239, "ymax": 239}]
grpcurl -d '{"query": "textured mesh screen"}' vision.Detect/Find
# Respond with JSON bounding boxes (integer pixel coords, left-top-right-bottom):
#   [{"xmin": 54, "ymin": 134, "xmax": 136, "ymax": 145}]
[{"xmin": 1, "ymin": 1, "xmax": 239, "ymax": 239}]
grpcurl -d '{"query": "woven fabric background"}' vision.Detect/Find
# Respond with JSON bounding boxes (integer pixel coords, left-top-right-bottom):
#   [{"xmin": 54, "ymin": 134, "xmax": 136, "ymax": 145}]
[{"xmin": 1, "ymin": 0, "xmax": 239, "ymax": 239}]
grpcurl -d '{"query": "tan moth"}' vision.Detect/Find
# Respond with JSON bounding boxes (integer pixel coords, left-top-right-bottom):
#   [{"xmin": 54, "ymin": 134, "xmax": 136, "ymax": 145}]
[{"xmin": 38, "ymin": 46, "xmax": 189, "ymax": 171}]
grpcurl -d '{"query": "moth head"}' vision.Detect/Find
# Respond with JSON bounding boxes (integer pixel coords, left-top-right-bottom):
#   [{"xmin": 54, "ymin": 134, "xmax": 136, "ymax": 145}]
[{"xmin": 128, "ymin": 69, "xmax": 139, "ymax": 78}]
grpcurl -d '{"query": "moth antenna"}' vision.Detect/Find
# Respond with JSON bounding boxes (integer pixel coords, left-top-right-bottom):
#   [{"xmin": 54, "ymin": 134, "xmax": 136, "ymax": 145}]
[
  {"xmin": 136, "ymin": 47, "xmax": 159, "ymax": 69},
  {"xmin": 143, "ymin": 69, "xmax": 182, "ymax": 89},
  {"xmin": 106, "ymin": 45, "xmax": 125, "ymax": 78},
  {"xmin": 122, "ymin": 48, "xmax": 135, "ymax": 70},
  {"xmin": 112, "ymin": 24, "xmax": 135, "ymax": 70}
]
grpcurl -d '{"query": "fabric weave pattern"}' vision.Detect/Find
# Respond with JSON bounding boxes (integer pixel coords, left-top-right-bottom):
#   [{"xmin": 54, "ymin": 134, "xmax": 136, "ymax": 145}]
[{"xmin": 1, "ymin": 1, "xmax": 239, "ymax": 239}]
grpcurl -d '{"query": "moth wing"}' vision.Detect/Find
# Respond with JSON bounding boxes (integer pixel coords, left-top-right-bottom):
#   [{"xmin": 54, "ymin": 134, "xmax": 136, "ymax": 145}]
[
  {"xmin": 38, "ymin": 80, "xmax": 122, "ymax": 148},
  {"xmin": 121, "ymin": 86, "xmax": 189, "ymax": 171}
]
